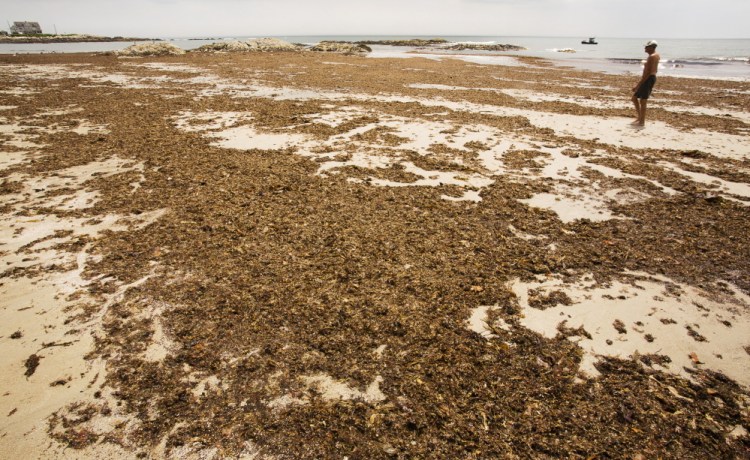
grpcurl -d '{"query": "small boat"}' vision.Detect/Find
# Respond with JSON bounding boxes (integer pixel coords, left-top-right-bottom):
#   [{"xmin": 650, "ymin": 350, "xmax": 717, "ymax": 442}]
[{"xmin": 581, "ymin": 37, "xmax": 598, "ymax": 45}]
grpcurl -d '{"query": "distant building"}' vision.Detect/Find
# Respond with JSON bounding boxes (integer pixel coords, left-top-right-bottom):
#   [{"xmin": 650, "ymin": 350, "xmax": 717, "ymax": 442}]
[{"xmin": 10, "ymin": 21, "xmax": 43, "ymax": 35}]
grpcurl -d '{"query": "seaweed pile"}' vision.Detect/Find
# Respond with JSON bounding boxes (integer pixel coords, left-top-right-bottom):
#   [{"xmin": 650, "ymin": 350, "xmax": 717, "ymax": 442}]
[{"xmin": 0, "ymin": 51, "xmax": 748, "ymax": 459}]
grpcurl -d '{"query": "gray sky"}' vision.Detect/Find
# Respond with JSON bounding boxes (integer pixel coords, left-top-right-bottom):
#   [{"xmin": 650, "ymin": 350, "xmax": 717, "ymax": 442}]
[{"xmin": 2, "ymin": 0, "xmax": 748, "ymax": 39}]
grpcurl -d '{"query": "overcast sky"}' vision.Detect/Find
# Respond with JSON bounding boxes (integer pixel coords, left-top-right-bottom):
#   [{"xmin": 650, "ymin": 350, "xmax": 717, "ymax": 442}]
[{"xmin": 2, "ymin": 0, "xmax": 748, "ymax": 39}]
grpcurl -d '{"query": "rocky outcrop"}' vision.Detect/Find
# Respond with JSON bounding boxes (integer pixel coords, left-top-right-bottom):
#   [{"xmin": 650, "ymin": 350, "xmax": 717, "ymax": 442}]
[
  {"xmin": 355, "ymin": 39, "xmax": 448, "ymax": 47},
  {"xmin": 442, "ymin": 43, "xmax": 526, "ymax": 52},
  {"xmin": 116, "ymin": 42, "xmax": 186, "ymax": 57},
  {"xmin": 309, "ymin": 41, "xmax": 372, "ymax": 55},
  {"xmin": 195, "ymin": 38, "xmax": 303, "ymax": 53},
  {"xmin": 321, "ymin": 39, "xmax": 447, "ymax": 47},
  {"xmin": 246, "ymin": 38, "xmax": 302, "ymax": 52},
  {"xmin": 194, "ymin": 40, "xmax": 254, "ymax": 52}
]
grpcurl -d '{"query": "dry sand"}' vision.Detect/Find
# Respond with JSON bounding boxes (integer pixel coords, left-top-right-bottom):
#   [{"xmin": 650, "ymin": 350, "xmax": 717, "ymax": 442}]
[{"xmin": 1, "ymin": 51, "xmax": 749, "ymax": 458}]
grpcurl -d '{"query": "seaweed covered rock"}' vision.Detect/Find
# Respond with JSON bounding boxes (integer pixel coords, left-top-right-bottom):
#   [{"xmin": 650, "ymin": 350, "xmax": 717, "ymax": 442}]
[
  {"xmin": 356, "ymin": 38, "xmax": 448, "ymax": 46},
  {"xmin": 194, "ymin": 40, "xmax": 254, "ymax": 52},
  {"xmin": 310, "ymin": 41, "xmax": 372, "ymax": 55},
  {"xmin": 116, "ymin": 42, "xmax": 186, "ymax": 57},
  {"xmin": 246, "ymin": 37, "xmax": 302, "ymax": 52},
  {"xmin": 195, "ymin": 37, "xmax": 302, "ymax": 53}
]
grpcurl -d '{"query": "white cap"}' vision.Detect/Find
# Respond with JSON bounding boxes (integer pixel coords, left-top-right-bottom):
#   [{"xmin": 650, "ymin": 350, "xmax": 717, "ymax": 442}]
[{"xmin": 645, "ymin": 40, "xmax": 658, "ymax": 47}]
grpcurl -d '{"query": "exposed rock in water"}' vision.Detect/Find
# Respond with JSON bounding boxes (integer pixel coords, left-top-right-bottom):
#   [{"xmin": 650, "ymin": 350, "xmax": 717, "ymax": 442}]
[
  {"xmin": 116, "ymin": 42, "xmax": 186, "ymax": 57},
  {"xmin": 310, "ymin": 41, "xmax": 372, "ymax": 55},
  {"xmin": 443, "ymin": 43, "xmax": 526, "ymax": 51},
  {"xmin": 195, "ymin": 38, "xmax": 303, "ymax": 53}
]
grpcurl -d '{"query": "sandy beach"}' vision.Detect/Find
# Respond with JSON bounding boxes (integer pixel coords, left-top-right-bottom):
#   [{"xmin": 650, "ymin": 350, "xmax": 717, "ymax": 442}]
[{"xmin": 1, "ymin": 49, "xmax": 749, "ymax": 458}]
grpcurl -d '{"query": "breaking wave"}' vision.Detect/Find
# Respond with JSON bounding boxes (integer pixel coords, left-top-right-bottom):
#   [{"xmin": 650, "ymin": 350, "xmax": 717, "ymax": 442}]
[{"xmin": 609, "ymin": 57, "xmax": 749, "ymax": 67}]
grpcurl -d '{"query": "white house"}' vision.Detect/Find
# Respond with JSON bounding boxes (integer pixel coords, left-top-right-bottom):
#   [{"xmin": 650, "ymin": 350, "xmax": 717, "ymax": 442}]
[{"xmin": 10, "ymin": 22, "xmax": 43, "ymax": 35}]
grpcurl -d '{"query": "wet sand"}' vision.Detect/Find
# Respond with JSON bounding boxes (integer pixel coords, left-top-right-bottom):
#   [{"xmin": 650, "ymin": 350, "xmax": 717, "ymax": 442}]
[{"xmin": 1, "ymin": 51, "xmax": 749, "ymax": 458}]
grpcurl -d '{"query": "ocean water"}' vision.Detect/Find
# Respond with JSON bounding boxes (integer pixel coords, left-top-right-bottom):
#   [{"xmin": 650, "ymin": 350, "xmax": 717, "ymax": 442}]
[{"xmin": 1, "ymin": 35, "xmax": 748, "ymax": 80}]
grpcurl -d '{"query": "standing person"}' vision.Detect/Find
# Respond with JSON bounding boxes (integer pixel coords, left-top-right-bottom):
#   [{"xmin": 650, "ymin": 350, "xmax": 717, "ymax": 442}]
[{"xmin": 631, "ymin": 40, "xmax": 660, "ymax": 127}]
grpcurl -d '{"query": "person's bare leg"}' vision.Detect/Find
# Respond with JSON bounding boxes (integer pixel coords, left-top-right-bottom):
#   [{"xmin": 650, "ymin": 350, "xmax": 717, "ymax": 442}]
[
  {"xmin": 638, "ymin": 99, "xmax": 648, "ymax": 126},
  {"xmin": 631, "ymin": 95, "xmax": 642, "ymax": 124}
]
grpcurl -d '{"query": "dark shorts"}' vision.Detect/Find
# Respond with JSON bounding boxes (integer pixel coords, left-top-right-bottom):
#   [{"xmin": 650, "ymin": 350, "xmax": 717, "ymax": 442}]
[{"xmin": 635, "ymin": 75, "xmax": 656, "ymax": 99}]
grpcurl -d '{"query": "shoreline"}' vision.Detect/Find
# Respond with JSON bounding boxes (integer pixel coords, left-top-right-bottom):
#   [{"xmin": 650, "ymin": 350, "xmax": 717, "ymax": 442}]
[
  {"xmin": 1, "ymin": 51, "xmax": 749, "ymax": 458},
  {"xmin": 0, "ymin": 35, "xmax": 159, "ymax": 44}
]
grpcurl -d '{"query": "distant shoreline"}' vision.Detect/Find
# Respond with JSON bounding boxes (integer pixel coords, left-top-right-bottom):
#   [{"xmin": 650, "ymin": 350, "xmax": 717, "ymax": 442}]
[{"xmin": 0, "ymin": 35, "xmax": 159, "ymax": 44}]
